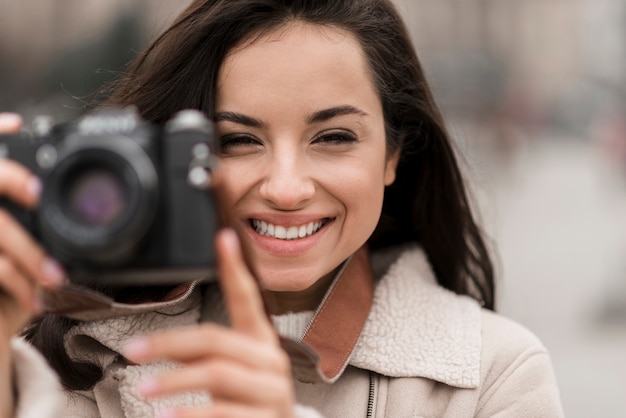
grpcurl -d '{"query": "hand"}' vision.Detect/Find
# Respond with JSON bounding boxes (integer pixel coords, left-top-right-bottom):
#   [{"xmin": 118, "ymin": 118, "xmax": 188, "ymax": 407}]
[
  {"xmin": 124, "ymin": 229, "xmax": 295, "ymax": 418},
  {"xmin": 0, "ymin": 112, "xmax": 65, "ymax": 418}
]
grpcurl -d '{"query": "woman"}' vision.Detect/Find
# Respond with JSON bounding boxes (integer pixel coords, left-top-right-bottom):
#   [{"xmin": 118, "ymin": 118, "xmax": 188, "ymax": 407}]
[{"xmin": 1, "ymin": 0, "xmax": 563, "ymax": 417}]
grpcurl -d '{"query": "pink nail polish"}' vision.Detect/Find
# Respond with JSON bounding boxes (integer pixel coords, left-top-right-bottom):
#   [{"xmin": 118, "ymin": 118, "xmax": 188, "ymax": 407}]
[
  {"xmin": 27, "ymin": 177, "xmax": 42, "ymax": 199},
  {"xmin": 0, "ymin": 112, "xmax": 21, "ymax": 126},
  {"xmin": 41, "ymin": 258, "xmax": 65, "ymax": 286},
  {"xmin": 137, "ymin": 378, "xmax": 160, "ymax": 397},
  {"xmin": 222, "ymin": 228, "xmax": 239, "ymax": 249},
  {"xmin": 157, "ymin": 409, "xmax": 177, "ymax": 418},
  {"xmin": 124, "ymin": 337, "xmax": 151, "ymax": 360}
]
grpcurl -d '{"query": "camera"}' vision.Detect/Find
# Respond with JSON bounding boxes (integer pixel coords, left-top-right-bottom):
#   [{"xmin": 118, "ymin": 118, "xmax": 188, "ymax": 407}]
[{"xmin": 0, "ymin": 107, "xmax": 219, "ymax": 286}]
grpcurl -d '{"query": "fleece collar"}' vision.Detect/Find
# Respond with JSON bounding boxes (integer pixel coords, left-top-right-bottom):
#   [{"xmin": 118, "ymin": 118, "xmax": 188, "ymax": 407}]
[
  {"xmin": 60, "ymin": 245, "xmax": 482, "ymax": 392},
  {"xmin": 350, "ymin": 245, "xmax": 482, "ymax": 389}
]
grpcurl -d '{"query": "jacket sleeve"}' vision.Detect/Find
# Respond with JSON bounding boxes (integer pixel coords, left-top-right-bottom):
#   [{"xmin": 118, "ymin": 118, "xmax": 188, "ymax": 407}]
[
  {"xmin": 475, "ymin": 346, "xmax": 564, "ymax": 417},
  {"xmin": 11, "ymin": 338, "xmax": 64, "ymax": 418},
  {"xmin": 475, "ymin": 311, "xmax": 564, "ymax": 418}
]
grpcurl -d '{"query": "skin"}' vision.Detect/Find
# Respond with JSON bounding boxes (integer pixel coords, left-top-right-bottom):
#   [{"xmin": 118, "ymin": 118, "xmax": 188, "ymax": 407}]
[
  {"xmin": 0, "ymin": 112, "xmax": 64, "ymax": 417},
  {"xmin": 0, "ymin": 21, "xmax": 399, "ymax": 418},
  {"xmin": 214, "ymin": 22, "xmax": 398, "ymax": 313}
]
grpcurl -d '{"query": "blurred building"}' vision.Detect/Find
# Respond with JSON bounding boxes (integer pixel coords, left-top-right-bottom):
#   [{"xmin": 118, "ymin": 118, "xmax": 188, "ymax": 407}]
[
  {"xmin": 0, "ymin": 0, "xmax": 191, "ymax": 118},
  {"xmin": 0, "ymin": 0, "xmax": 188, "ymax": 61},
  {"xmin": 393, "ymin": 0, "xmax": 626, "ymax": 135},
  {"xmin": 1, "ymin": 0, "xmax": 624, "ymax": 134}
]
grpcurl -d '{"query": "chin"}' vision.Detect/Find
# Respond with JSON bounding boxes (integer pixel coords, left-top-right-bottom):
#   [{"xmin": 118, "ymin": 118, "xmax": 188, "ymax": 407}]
[{"xmin": 255, "ymin": 270, "xmax": 320, "ymax": 292}]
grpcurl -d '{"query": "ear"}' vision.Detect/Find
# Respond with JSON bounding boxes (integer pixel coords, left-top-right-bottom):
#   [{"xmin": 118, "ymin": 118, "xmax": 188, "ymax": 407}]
[{"xmin": 384, "ymin": 149, "xmax": 401, "ymax": 186}]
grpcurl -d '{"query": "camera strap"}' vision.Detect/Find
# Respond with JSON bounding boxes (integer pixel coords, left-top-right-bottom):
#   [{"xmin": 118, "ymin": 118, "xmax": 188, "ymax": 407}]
[{"xmin": 42, "ymin": 281, "xmax": 201, "ymax": 321}]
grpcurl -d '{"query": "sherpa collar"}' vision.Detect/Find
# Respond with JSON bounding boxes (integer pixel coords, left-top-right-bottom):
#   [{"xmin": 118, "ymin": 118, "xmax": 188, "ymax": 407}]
[
  {"xmin": 350, "ymin": 245, "xmax": 482, "ymax": 389},
  {"xmin": 61, "ymin": 245, "xmax": 482, "ymax": 392}
]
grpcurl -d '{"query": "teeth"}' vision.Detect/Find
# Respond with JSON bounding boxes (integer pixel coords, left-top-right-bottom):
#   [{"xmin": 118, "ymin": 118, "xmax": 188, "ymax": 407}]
[
  {"xmin": 252, "ymin": 219, "xmax": 326, "ymax": 240},
  {"xmin": 274, "ymin": 226, "xmax": 287, "ymax": 239},
  {"xmin": 287, "ymin": 226, "xmax": 299, "ymax": 239}
]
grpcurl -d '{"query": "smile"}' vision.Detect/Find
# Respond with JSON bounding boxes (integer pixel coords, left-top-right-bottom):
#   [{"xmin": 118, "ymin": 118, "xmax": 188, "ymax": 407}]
[{"xmin": 251, "ymin": 218, "xmax": 330, "ymax": 240}]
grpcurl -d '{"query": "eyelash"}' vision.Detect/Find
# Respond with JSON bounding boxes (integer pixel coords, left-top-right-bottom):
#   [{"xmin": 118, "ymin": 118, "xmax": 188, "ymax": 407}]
[
  {"xmin": 313, "ymin": 130, "xmax": 358, "ymax": 145},
  {"xmin": 217, "ymin": 130, "xmax": 358, "ymax": 153},
  {"xmin": 217, "ymin": 134, "xmax": 261, "ymax": 153}
]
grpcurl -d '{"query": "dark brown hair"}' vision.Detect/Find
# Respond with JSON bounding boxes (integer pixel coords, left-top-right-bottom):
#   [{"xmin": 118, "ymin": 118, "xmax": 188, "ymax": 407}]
[{"xmin": 26, "ymin": 0, "xmax": 495, "ymax": 390}]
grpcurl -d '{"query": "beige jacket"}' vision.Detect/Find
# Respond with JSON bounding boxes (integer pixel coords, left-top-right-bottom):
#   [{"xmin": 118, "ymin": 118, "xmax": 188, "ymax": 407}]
[{"xmin": 11, "ymin": 245, "xmax": 564, "ymax": 417}]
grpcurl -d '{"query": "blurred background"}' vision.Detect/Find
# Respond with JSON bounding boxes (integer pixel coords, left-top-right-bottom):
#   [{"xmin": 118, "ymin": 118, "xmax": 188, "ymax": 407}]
[{"xmin": 1, "ymin": 0, "xmax": 625, "ymax": 416}]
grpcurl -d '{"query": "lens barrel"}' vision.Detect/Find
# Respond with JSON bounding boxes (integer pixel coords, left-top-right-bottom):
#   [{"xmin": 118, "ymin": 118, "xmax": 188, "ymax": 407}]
[{"xmin": 38, "ymin": 134, "xmax": 159, "ymax": 266}]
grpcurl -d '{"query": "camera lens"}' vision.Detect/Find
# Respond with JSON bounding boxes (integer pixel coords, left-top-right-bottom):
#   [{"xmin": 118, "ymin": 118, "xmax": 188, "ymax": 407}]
[
  {"xmin": 66, "ymin": 168, "xmax": 127, "ymax": 226},
  {"xmin": 38, "ymin": 134, "xmax": 159, "ymax": 266}
]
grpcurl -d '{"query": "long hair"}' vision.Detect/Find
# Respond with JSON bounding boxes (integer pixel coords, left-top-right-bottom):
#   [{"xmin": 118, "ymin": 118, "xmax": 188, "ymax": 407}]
[
  {"xmin": 102, "ymin": 0, "xmax": 495, "ymax": 307},
  {"xmin": 27, "ymin": 0, "xmax": 495, "ymax": 391}
]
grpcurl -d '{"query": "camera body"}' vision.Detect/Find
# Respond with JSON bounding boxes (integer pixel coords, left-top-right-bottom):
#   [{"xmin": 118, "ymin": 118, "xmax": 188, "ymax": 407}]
[{"xmin": 0, "ymin": 107, "xmax": 219, "ymax": 286}]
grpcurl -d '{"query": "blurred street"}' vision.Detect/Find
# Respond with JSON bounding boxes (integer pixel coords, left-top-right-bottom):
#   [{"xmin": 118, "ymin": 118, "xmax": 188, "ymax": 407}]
[{"xmin": 463, "ymin": 126, "xmax": 626, "ymax": 417}]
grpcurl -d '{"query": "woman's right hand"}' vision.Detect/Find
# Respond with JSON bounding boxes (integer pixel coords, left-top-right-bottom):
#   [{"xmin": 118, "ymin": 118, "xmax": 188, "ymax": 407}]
[
  {"xmin": 0, "ymin": 112, "xmax": 66, "ymax": 330},
  {"xmin": 0, "ymin": 112, "xmax": 65, "ymax": 417}
]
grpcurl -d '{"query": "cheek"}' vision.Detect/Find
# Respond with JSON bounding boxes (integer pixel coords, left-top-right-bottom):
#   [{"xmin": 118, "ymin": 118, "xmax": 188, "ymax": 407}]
[
  {"xmin": 332, "ymin": 165, "xmax": 387, "ymax": 225},
  {"xmin": 215, "ymin": 163, "xmax": 253, "ymax": 222}
]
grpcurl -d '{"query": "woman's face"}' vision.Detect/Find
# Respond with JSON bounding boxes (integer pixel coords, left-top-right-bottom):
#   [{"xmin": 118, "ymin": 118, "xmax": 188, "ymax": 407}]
[{"xmin": 214, "ymin": 22, "xmax": 398, "ymax": 308}]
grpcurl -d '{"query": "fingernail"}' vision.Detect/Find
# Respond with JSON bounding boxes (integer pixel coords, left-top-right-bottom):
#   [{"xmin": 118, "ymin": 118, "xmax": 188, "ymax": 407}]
[
  {"xmin": 41, "ymin": 258, "xmax": 65, "ymax": 286},
  {"xmin": 124, "ymin": 337, "xmax": 151, "ymax": 361},
  {"xmin": 0, "ymin": 112, "xmax": 21, "ymax": 126},
  {"xmin": 221, "ymin": 228, "xmax": 239, "ymax": 249},
  {"xmin": 27, "ymin": 177, "xmax": 42, "ymax": 200},
  {"xmin": 137, "ymin": 377, "xmax": 160, "ymax": 397},
  {"xmin": 157, "ymin": 409, "xmax": 177, "ymax": 418}
]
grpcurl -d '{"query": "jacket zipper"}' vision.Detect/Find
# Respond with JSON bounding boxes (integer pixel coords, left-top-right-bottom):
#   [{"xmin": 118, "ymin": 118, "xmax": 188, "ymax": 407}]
[{"xmin": 367, "ymin": 370, "xmax": 377, "ymax": 418}]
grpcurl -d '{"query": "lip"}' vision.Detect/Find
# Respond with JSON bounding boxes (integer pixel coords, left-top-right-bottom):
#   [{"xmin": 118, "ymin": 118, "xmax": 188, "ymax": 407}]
[{"xmin": 242, "ymin": 214, "xmax": 335, "ymax": 256}]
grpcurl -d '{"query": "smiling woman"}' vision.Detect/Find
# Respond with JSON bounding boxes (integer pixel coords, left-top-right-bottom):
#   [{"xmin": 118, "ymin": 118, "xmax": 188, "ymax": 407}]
[
  {"xmin": 214, "ymin": 23, "xmax": 397, "ymax": 300},
  {"xmin": 1, "ymin": 1, "xmax": 564, "ymax": 417}
]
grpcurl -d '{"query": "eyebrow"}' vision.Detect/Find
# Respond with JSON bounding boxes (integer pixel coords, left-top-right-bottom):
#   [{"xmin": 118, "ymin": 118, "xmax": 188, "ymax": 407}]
[
  {"xmin": 213, "ymin": 111, "xmax": 266, "ymax": 128},
  {"xmin": 213, "ymin": 105, "xmax": 368, "ymax": 128},
  {"xmin": 307, "ymin": 105, "xmax": 368, "ymax": 124}
]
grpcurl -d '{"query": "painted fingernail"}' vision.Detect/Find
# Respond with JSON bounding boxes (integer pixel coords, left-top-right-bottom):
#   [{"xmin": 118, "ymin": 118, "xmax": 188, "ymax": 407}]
[
  {"xmin": 27, "ymin": 177, "xmax": 42, "ymax": 200},
  {"xmin": 41, "ymin": 258, "xmax": 65, "ymax": 286},
  {"xmin": 137, "ymin": 377, "xmax": 160, "ymax": 397},
  {"xmin": 124, "ymin": 337, "xmax": 151, "ymax": 360},
  {"xmin": 157, "ymin": 409, "xmax": 177, "ymax": 418},
  {"xmin": 0, "ymin": 112, "xmax": 21, "ymax": 126},
  {"xmin": 221, "ymin": 228, "xmax": 239, "ymax": 249}
]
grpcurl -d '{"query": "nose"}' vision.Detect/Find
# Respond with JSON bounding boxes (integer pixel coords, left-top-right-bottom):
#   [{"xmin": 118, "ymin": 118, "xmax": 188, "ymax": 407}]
[{"xmin": 259, "ymin": 148, "xmax": 315, "ymax": 210}]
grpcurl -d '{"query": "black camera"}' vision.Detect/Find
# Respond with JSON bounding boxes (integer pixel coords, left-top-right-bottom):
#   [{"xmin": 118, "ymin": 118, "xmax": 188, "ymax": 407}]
[{"xmin": 0, "ymin": 107, "xmax": 219, "ymax": 286}]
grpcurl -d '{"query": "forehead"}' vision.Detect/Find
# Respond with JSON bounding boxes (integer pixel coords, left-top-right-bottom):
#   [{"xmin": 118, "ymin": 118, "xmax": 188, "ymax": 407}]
[{"xmin": 216, "ymin": 21, "xmax": 380, "ymax": 112}]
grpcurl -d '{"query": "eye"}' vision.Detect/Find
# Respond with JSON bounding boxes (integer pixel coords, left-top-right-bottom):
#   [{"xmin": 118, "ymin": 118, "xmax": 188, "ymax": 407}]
[
  {"xmin": 217, "ymin": 134, "xmax": 262, "ymax": 154},
  {"xmin": 313, "ymin": 130, "xmax": 358, "ymax": 145}
]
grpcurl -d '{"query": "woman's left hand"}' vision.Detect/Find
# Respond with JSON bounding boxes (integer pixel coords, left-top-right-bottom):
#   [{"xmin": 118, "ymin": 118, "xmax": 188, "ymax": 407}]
[{"xmin": 124, "ymin": 229, "xmax": 294, "ymax": 418}]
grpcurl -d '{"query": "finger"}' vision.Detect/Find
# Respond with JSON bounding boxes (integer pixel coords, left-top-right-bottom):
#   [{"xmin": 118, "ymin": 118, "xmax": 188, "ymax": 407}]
[
  {"xmin": 0, "ymin": 159, "xmax": 41, "ymax": 208},
  {"xmin": 138, "ymin": 361, "xmax": 290, "ymax": 406},
  {"xmin": 215, "ymin": 229, "xmax": 276, "ymax": 342},
  {"xmin": 0, "ymin": 209, "xmax": 65, "ymax": 289},
  {"xmin": 124, "ymin": 324, "xmax": 289, "ymax": 373},
  {"xmin": 0, "ymin": 257, "xmax": 40, "ymax": 313},
  {"xmin": 0, "ymin": 113, "xmax": 22, "ymax": 134},
  {"xmin": 159, "ymin": 404, "xmax": 276, "ymax": 418}
]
